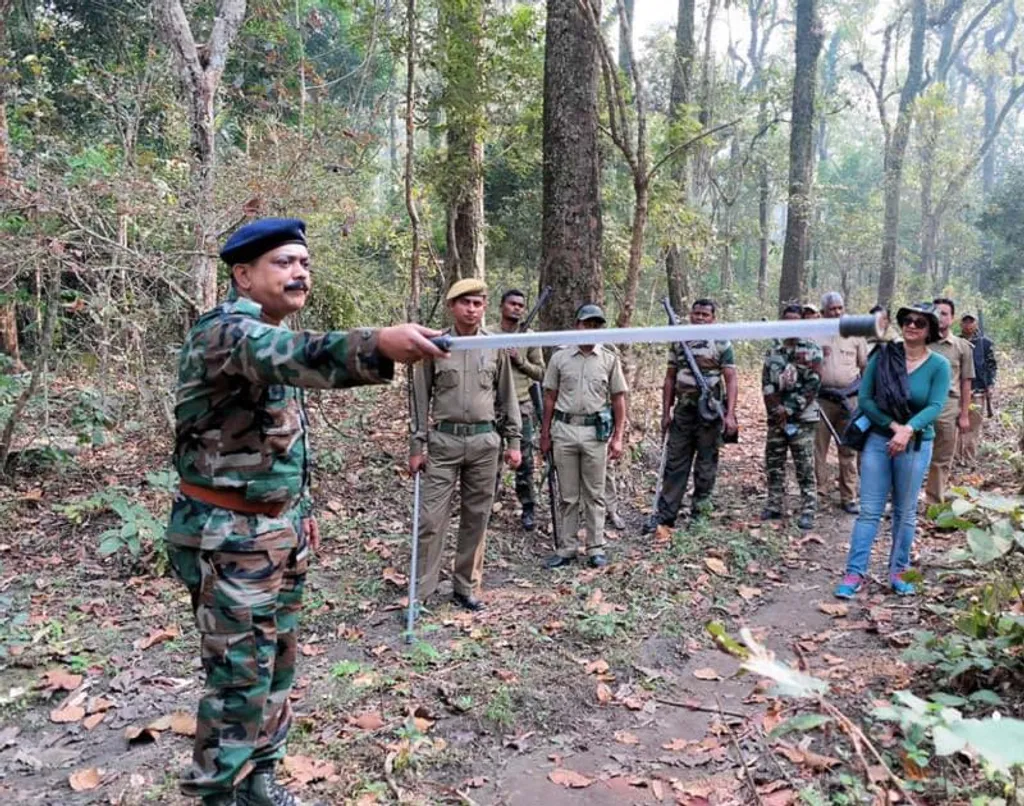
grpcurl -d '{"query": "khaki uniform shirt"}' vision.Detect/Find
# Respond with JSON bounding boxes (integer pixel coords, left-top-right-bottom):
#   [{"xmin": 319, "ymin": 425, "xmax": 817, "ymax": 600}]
[
  {"xmin": 931, "ymin": 333, "xmax": 975, "ymax": 399},
  {"xmin": 410, "ymin": 326, "xmax": 521, "ymax": 456},
  {"xmin": 818, "ymin": 335, "xmax": 868, "ymax": 389},
  {"xmin": 543, "ymin": 345, "xmax": 628, "ymax": 414},
  {"xmin": 668, "ymin": 339, "xmax": 735, "ymax": 399}
]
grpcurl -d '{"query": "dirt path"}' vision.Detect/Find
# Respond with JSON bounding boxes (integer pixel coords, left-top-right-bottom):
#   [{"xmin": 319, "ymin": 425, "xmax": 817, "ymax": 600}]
[{"xmin": 0, "ymin": 377, "xmax": 965, "ymax": 804}]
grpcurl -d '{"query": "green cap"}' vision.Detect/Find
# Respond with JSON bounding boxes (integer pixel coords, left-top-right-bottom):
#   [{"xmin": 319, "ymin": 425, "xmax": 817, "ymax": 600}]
[{"xmin": 575, "ymin": 304, "xmax": 606, "ymax": 324}]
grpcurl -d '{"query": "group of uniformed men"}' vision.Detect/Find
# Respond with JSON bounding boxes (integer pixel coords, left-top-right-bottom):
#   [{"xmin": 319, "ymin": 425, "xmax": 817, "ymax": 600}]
[{"xmin": 165, "ymin": 219, "xmax": 997, "ymax": 805}]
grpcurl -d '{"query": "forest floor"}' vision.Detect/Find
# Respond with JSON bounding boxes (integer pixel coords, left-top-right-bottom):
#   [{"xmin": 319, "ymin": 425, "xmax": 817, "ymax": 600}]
[{"xmin": 0, "ymin": 368, "xmax": 1019, "ymax": 805}]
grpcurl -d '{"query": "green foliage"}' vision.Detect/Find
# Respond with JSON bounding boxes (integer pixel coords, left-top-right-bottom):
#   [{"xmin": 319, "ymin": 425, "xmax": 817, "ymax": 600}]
[{"xmin": 57, "ymin": 487, "xmax": 166, "ymax": 571}]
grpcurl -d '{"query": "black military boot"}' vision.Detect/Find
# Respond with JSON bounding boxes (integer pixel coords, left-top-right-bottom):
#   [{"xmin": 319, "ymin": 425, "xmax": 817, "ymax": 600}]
[
  {"xmin": 521, "ymin": 504, "xmax": 536, "ymax": 531},
  {"xmin": 238, "ymin": 768, "xmax": 325, "ymax": 806}
]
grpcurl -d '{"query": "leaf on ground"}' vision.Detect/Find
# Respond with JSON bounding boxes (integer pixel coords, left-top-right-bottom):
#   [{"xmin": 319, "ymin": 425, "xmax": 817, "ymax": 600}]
[
  {"xmin": 68, "ymin": 768, "xmax": 101, "ymax": 792},
  {"xmin": 585, "ymin": 659, "xmax": 609, "ymax": 675},
  {"xmin": 595, "ymin": 683, "xmax": 613, "ymax": 704},
  {"xmin": 50, "ymin": 704, "xmax": 85, "ymax": 724},
  {"xmin": 300, "ymin": 643, "xmax": 325, "ymax": 657},
  {"xmin": 494, "ymin": 669, "xmax": 519, "ymax": 683},
  {"xmin": 351, "ymin": 712, "xmax": 385, "ymax": 731},
  {"xmin": 776, "ymin": 743, "xmax": 841, "ymax": 770},
  {"xmin": 614, "ymin": 730, "xmax": 640, "ymax": 745},
  {"xmin": 87, "ymin": 697, "xmax": 115, "ymax": 714},
  {"xmin": 703, "ymin": 557, "xmax": 729, "ymax": 576},
  {"xmin": 381, "ymin": 567, "xmax": 407, "ymax": 587},
  {"xmin": 170, "ymin": 712, "xmax": 197, "ymax": 737},
  {"xmin": 662, "ymin": 738, "xmax": 690, "ymax": 751},
  {"xmin": 767, "ymin": 714, "xmax": 833, "ymax": 740},
  {"xmin": 282, "ymin": 754, "xmax": 336, "ymax": 785},
  {"xmin": 706, "ymin": 620, "xmax": 749, "ymax": 659},
  {"xmin": 82, "ymin": 713, "xmax": 106, "ymax": 731},
  {"xmin": 693, "ymin": 667, "xmax": 722, "ymax": 681},
  {"xmin": 737, "ymin": 586, "xmax": 762, "ymax": 601},
  {"xmin": 548, "ymin": 769, "xmax": 593, "ymax": 788},
  {"xmin": 818, "ymin": 603, "xmax": 848, "ymax": 618},
  {"xmin": 39, "ymin": 670, "xmax": 82, "ymax": 692},
  {"xmin": 133, "ymin": 625, "xmax": 180, "ymax": 651},
  {"xmin": 654, "ymin": 524, "xmax": 672, "ymax": 543},
  {"xmin": 585, "ymin": 588, "xmax": 615, "ymax": 616}
]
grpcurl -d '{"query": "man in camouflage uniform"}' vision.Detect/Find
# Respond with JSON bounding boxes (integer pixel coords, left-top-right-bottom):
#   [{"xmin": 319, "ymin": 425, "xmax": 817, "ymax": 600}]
[
  {"xmin": 495, "ymin": 289, "xmax": 544, "ymax": 530},
  {"xmin": 166, "ymin": 218, "xmax": 442, "ymax": 806},
  {"xmin": 644, "ymin": 299, "xmax": 738, "ymax": 532},
  {"xmin": 410, "ymin": 278, "xmax": 521, "ymax": 611},
  {"xmin": 762, "ymin": 303, "xmax": 823, "ymax": 530}
]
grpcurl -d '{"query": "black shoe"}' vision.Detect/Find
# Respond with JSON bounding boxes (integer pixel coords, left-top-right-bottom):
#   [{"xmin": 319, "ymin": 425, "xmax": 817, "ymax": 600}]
[
  {"xmin": 589, "ymin": 554, "xmax": 608, "ymax": 568},
  {"xmin": 641, "ymin": 515, "xmax": 668, "ymax": 535},
  {"xmin": 797, "ymin": 514, "xmax": 814, "ymax": 530},
  {"xmin": 453, "ymin": 591, "xmax": 485, "ymax": 612},
  {"xmin": 521, "ymin": 507, "xmax": 536, "ymax": 531},
  {"xmin": 761, "ymin": 508, "xmax": 783, "ymax": 520},
  {"xmin": 202, "ymin": 795, "xmax": 238, "ymax": 806},
  {"xmin": 841, "ymin": 502, "xmax": 860, "ymax": 515},
  {"xmin": 544, "ymin": 554, "xmax": 575, "ymax": 569},
  {"xmin": 239, "ymin": 770, "xmax": 324, "ymax": 806}
]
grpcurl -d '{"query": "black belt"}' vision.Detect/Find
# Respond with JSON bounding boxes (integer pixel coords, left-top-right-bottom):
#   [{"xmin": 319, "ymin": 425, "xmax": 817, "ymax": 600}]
[
  {"xmin": 554, "ymin": 410, "xmax": 600, "ymax": 426},
  {"xmin": 434, "ymin": 421, "xmax": 495, "ymax": 436}
]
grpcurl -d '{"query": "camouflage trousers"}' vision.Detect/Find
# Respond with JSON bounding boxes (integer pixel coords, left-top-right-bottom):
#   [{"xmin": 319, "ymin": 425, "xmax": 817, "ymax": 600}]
[
  {"xmin": 165, "ymin": 495, "xmax": 308, "ymax": 798},
  {"xmin": 765, "ymin": 422, "xmax": 816, "ymax": 516},
  {"xmin": 656, "ymin": 401, "xmax": 722, "ymax": 525}
]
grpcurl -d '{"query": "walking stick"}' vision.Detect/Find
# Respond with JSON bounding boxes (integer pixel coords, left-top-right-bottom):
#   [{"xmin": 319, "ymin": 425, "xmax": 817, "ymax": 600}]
[
  {"xmin": 650, "ymin": 431, "xmax": 670, "ymax": 520},
  {"xmin": 405, "ymin": 470, "xmax": 421, "ymax": 644}
]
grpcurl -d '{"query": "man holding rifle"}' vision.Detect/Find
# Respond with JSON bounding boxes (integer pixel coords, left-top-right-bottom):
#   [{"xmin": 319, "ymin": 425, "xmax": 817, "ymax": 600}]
[
  {"xmin": 956, "ymin": 312, "xmax": 996, "ymax": 464},
  {"xmin": 644, "ymin": 298, "xmax": 738, "ymax": 533},
  {"xmin": 496, "ymin": 289, "xmax": 547, "ymax": 531}
]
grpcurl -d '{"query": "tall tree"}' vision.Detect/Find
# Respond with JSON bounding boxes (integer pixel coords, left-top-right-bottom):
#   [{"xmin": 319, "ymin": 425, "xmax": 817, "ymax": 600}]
[
  {"xmin": 539, "ymin": 0, "xmax": 603, "ymax": 330},
  {"xmin": 778, "ymin": 0, "xmax": 823, "ymax": 308},
  {"xmin": 439, "ymin": 0, "xmax": 486, "ymax": 283},
  {"xmin": 665, "ymin": 0, "xmax": 696, "ymax": 314},
  {"xmin": 618, "ymin": 0, "xmax": 635, "ymax": 75},
  {"xmin": 854, "ymin": 0, "xmax": 928, "ymax": 306},
  {"xmin": 0, "ymin": 0, "xmax": 23, "ymax": 371},
  {"xmin": 154, "ymin": 0, "xmax": 246, "ymax": 313}
]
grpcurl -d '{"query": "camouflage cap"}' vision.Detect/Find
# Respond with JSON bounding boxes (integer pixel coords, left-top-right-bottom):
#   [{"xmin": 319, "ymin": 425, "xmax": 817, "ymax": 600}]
[
  {"xmin": 220, "ymin": 218, "xmax": 307, "ymax": 265},
  {"xmin": 446, "ymin": 278, "xmax": 488, "ymax": 301},
  {"xmin": 801, "ymin": 303, "xmax": 820, "ymax": 314},
  {"xmin": 960, "ymin": 312, "xmax": 977, "ymax": 321},
  {"xmin": 575, "ymin": 304, "xmax": 606, "ymax": 324}
]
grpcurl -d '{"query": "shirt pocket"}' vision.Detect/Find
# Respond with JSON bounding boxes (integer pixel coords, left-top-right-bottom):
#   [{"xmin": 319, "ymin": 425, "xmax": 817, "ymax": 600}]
[
  {"xmin": 435, "ymin": 368, "xmax": 459, "ymax": 391},
  {"xmin": 588, "ymin": 374, "xmax": 608, "ymax": 400}
]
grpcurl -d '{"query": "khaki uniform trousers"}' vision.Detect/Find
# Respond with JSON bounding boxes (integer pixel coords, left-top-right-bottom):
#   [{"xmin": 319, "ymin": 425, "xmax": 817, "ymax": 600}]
[
  {"xmin": 926, "ymin": 399, "xmax": 959, "ymax": 504},
  {"xmin": 552, "ymin": 420, "xmax": 608, "ymax": 559},
  {"xmin": 416, "ymin": 429, "xmax": 501, "ymax": 598},
  {"xmin": 955, "ymin": 396, "xmax": 984, "ymax": 464},
  {"xmin": 814, "ymin": 397, "xmax": 859, "ymax": 505}
]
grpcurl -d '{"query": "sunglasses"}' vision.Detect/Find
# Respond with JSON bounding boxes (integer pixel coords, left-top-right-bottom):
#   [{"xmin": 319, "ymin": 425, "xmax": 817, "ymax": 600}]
[{"xmin": 902, "ymin": 316, "xmax": 929, "ymax": 330}]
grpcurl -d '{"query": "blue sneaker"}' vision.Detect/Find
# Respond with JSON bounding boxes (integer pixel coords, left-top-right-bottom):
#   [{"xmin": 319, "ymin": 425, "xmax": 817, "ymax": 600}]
[
  {"xmin": 834, "ymin": 573, "xmax": 864, "ymax": 599},
  {"xmin": 890, "ymin": 572, "xmax": 917, "ymax": 596}
]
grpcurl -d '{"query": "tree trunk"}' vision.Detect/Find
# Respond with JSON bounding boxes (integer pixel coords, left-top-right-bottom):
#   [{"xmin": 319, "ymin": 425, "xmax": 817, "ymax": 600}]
[
  {"xmin": 665, "ymin": 0, "xmax": 695, "ymax": 314},
  {"xmin": 404, "ymin": 0, "xmax": 421, "ymax": 322},
  {"xmin": 440, "ymin": 0, "xmax": 486, "ymax": 284},
  {"xmin": 877, "ymin": 0, "xmax": 927, "ymax": 307},
  {"xmin": 758, "ymin": 157, "xmax": 770, "ymax": 302},
  {"xmin": 918, "ymin": 121, "xmax": 937, "ymax": 278},
  {"xmin": 778, "ymin": 0, "xmax": 823, "ymax": 311},
  {"xmin": 540, "ymin": 0, "xmax": 603, "ymax": 331},
  {"xmin": 0, "ymin": 0, "xmax": 23, "ymax": 372},
  {"xmin": 616, "ymin": 178, "xmax": 648, "ymax": 328},
  {"xmin": 154, "ymin": 0, "xmax": 247, "ymax": 314},
  {"xmin": 618, "ymin": 0, "xmax": 635, "ymax": 76}
]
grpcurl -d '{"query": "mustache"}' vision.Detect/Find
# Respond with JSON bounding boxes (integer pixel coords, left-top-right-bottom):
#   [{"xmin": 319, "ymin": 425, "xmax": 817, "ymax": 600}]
[{"xmin": 284, "ymin": 281, "xmax": 309, "ymax": 292}]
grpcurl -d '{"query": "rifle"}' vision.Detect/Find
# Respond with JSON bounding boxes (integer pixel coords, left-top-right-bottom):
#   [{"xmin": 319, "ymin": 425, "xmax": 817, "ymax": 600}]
[
  {"xmin": 662, "ymin": 298, "xmax": 738, "ymax": 444},
  {"xmin": 818, "ymin": 406, "xmax": 843, "ymax": 448},
  {"xmin": 531, "ymin": 381, "xmax": 561, "ymax": 548},
  {"xmin": 977, "ymin": 309, "xmax": 994, "ymax": 418}
]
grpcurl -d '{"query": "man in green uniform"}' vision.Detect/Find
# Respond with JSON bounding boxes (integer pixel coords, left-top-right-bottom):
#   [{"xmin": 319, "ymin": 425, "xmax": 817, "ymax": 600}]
[
  {"xmin": 925, "ymin": 297, "xmax": 974, "ymax": 503},
  {"xmin": 762, "ymin": 303, "xmax": 823, "ymax": 530},
  {"xmin": 540, "ymin": 305, "xmax": 628, "ymax": 569},
  {"xmin": 495, "ymin": 289, "xmax": 544, "ymax": 530},
  {"xmin": 644, "ymin": 299, "xmax": 738, "ymax": 532},
  {"xmin": 166, "ymin": 218, "xmax": 443, "ymax": 806},
  {"xmin": 409, "ymin": 279, "xmax": 522, "ymax": 611}
]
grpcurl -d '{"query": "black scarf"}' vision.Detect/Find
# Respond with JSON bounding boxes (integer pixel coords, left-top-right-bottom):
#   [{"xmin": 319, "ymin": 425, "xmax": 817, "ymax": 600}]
[{"xmin": 872, "ymin": 342, "xmax": 913, "ymax": 423}]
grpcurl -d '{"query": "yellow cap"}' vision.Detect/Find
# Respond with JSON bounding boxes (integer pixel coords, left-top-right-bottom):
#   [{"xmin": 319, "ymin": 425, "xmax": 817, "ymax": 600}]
[{"xmin": 446, "ymin": 277, "xmax": 488, "ymax": 301}]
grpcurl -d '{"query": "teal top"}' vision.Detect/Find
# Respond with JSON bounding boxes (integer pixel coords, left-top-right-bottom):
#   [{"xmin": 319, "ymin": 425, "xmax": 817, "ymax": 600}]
[{"xmin": 860, "ymin": 350, "xmax": 951, "ymax": 441}]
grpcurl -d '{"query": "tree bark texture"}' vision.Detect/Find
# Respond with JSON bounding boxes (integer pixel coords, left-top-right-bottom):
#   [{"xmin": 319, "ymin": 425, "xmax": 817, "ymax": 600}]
[
  {"xmin": 540, "ymin": 0, "xmax": 603, "ymax": 331},
  {"xmin": 778, "ymin": 0, "xmax": 823, "ymax": 311},
  {"xmin": 877, "ymin": 0, "xmax": 926, "ymax": 308},
  {"xmin": 154, "ymin": 0, "xmax": 246, "ymax": 314},
  {"xmin": 439, "ymin": 0, "xmax": 486, "ymax": 284},
  {"xmin": 757, "ymin": 157, "xmax": 769, "ymax": 302},
  {"xmin": 618, "ymin": 0, "xmax": 635, "ymax": 76},
  {"xmin": 405, "ymin": 0, "xmax": 421, "ymax": 322},
  {"xmin": 0, "ymin": 0, "xmax": 23, "ymax": 372},
  {"xmin": 665, "ymin": 0, "xmax": 695, "ymax": 315}
]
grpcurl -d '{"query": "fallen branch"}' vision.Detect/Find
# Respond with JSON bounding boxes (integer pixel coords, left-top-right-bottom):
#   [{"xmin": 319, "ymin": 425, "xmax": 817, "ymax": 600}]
[{"xmin": 656, "ymin": 696, "xmax": 749, "ymax": 720}]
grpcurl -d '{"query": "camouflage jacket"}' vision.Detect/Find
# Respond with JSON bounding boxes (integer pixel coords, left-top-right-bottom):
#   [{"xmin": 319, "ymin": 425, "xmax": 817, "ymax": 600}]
[
  {"xmin": 762, "ymin": 338, "xmax": 823, "ymax": 423},
  {"xmin": 172, "ymin": 291, "xmax": 393, "ymax": 524}
]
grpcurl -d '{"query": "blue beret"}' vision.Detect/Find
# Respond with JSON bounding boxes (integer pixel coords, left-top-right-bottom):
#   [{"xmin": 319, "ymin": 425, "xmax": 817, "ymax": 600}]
[{"xmin": 220, "ymin": 218, "xmax": 307, "ymax": 265}]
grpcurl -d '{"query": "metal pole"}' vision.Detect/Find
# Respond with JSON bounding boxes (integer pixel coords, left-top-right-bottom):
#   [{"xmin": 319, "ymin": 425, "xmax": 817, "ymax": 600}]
[{"xmin": 405, "ymin": 471, "xmax": 421, "ymax": 644}]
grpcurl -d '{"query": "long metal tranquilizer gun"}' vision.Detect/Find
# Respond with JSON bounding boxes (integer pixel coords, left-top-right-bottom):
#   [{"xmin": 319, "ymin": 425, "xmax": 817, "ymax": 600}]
[{"xmin": 430, "ymin": 314, "xmax": 881, "ymax": 353}]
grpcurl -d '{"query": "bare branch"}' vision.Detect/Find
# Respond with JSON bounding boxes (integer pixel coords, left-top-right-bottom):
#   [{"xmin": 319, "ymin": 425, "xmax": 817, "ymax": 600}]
[{"xmin": 647, "ymin": 117, "xmax": 742, "ymax": 182}]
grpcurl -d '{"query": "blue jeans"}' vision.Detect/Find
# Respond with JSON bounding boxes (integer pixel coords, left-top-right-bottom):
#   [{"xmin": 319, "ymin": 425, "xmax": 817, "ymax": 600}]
[{"xmin": 844, "ymin": 432, "xmax": 934, "ymax": 578}]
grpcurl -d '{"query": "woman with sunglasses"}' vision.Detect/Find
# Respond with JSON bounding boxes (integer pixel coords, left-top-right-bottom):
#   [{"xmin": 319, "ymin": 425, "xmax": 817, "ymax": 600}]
[{"xmin": 834, "ymin": 303, "xmax": 951, "ymax": 598}]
